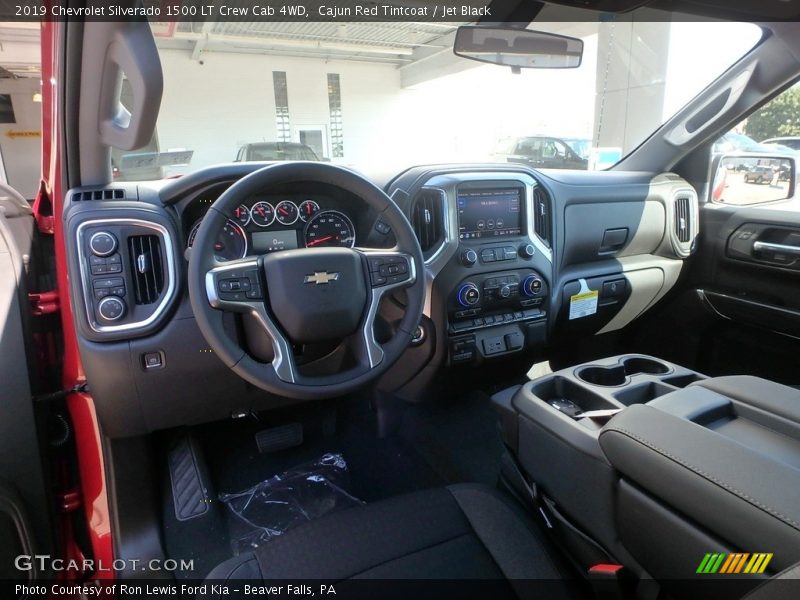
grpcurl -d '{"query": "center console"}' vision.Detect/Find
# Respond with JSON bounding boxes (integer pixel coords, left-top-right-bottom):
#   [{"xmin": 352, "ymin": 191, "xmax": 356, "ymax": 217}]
[
  {"xmin": 442, "ymin": 181, "xmax": 550, "ymax": 365},
  {"xmin": 493, "ymin": 355, "xmax": 800, "ymax": 589}
]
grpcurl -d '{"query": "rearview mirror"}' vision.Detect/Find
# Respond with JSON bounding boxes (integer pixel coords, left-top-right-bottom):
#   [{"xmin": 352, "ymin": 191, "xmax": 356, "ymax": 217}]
[
  {"xmin": 712, "ymin": 154, "xmax": 796, "ymax": 205},
  {"xmin": 454, "ymin": 26, "xmax": 583, "ymax": 69}
]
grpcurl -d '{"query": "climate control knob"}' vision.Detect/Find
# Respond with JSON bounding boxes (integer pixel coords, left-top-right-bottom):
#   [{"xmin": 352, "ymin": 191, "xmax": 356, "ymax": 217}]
[
  {"xmin": 521, "ymin": 274, "xmax": 543, "ymax": 297},
  {"xmin": 97, "ymin": 296, "xmax": 126, "ymax": 321},
  {"xmin": 498, "ymin": 284, "xmax": 513, "ymax": 299},
  {"xmin": 89, "ymin": 231, "xmax": 118, "ymax": 257},
  {"xmin": 460, "ymin": 248, "xmax": 478, "ymax": 266},
  {"xmin": 457, "ymin": 282, "xmax": 481, "ymax": 307}
]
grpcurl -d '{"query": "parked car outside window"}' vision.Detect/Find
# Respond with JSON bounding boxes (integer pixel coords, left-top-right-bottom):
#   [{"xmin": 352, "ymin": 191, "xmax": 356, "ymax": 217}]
[{"xmin": 235, "ymin": 142, "xmax": 321, "ymax": 162}]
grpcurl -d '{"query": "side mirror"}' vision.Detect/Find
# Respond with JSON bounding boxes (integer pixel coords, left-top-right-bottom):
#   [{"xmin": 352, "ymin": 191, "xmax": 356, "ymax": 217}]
[
  {"xmin": 454, "ymin": 26, "xmax": 583, "ymax": 69},
  {"xmin": 711, "ymin": 153, "xmax": 795, "ymax": 205}
]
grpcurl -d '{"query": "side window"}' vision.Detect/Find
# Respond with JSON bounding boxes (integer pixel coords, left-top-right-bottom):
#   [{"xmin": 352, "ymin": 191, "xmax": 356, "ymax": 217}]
[
  {"xmin": 516, "ymin": 140, "xmax": 541, "ymax": 158},
  {"xmin": 543, "ymin": 139, "xmax": 566, "ymax": 159},
  {"xmin": 552, "ymin": 140, "xmax": 568, "ymax": 158}
]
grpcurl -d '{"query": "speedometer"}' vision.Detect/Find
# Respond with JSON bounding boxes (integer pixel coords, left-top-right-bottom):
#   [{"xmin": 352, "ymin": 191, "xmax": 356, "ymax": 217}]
[
  {"xmin": 188, "ymin": 218, "xmax": 248, "ymax": 261},
  {"xmin": 304, "ymin": 210, "xmax": 356, "ymax": 248}
]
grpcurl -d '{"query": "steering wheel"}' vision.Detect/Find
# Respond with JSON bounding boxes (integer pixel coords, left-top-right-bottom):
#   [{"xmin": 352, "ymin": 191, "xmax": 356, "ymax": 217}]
[{"xmin": 187, "ymin": 162, "xmax": 425, "ymax": 400}]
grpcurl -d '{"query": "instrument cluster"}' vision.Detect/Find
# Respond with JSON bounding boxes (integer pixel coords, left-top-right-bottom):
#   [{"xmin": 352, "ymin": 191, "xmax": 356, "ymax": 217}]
[{"xmin": 185, "ymin": 194, "xmax": 357, "ymax": 261}]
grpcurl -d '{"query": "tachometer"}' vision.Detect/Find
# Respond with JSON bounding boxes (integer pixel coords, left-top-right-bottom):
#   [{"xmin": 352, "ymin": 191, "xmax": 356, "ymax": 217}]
[
  {"xmin": 188, "ymin": 218, "xmax": 248, "ymax": 261},
  {"xmin": 304, "ymin": 210, "xmax": 356, "ymax": 248},
  {"xmin": 275, "ymin": 200, "xmax": 299, "ymax": 225}
]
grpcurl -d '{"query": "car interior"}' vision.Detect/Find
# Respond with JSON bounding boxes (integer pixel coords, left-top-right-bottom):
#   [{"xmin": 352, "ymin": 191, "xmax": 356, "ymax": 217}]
[{"xmin": 4, "ymin": 1, "xmax": 800, "ymax": 599}]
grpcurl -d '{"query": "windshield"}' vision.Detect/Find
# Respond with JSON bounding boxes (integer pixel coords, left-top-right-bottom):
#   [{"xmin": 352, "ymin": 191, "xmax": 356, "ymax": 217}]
[{"xmin": 114, "ymin": 13, "xmax": 760, "ymax": 181}]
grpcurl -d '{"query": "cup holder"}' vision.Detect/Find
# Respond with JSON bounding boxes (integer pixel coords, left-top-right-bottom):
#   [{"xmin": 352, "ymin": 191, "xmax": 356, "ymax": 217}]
[
  {"xmin": 577, "ymin": 365, "xmax": 628, "ymax": 387},
  {"xmin": 622, "ymin": 357, "xmax": 671, "ymax": 376},
  {"xmin": 577, "ymin": 357, "xmax": 671, "ymax": 387},
  {"xmin": 530, "ymin": 376, "xmax": 617, "ymax": 413}
]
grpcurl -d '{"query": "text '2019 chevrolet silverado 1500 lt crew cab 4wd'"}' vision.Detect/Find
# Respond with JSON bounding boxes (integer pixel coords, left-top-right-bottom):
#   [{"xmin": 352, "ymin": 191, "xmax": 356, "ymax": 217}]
[{"xmin": 2, "ymin": 1, "xmax": 800, "ymax": 599}]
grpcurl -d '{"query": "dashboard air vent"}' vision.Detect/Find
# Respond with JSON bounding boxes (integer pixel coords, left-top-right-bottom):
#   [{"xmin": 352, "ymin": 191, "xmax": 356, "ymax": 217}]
[
  {"xmin": 128, "ymin": 235, "xmax": 164, "ymax": 305},
  {"xmin": 72, "ymin": 189, "xmax": 126, "ymax": 202},
  {"xmin": 410, "ymin": 189, "xmax": 445, "ymax": 257},
  {"xmin": 675, "ymin": 197, "xmax": 691, "ymax": 243},
  {"xmin": 533, "ymin": 186, "xmax": 552, "ymax": 248}
]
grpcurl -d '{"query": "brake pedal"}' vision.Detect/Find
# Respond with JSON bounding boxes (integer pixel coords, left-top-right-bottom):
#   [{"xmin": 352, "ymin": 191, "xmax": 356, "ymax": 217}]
[{"xmin": 255, "ymin": 423, "xmax": 304, "ymax": 453}]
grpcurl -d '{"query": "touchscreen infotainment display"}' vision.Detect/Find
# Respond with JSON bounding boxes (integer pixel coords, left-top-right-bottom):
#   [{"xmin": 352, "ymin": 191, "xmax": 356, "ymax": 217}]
[{"xmin": 457, "ymin": 188, "xmax": 523, "ymax": 240}]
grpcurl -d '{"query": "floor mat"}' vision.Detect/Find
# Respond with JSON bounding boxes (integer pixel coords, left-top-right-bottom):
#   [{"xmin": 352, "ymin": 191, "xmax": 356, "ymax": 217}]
[
  {"xmin": 221, "ymin": 453, "xmax": 363, "ymax": 555},
  {"xmin": 161, "ymin": 396, "xmax": 447, "ymax": 576},
  {"xmin": 160, "ymin": 390, "xmax": 506, "ymax": 577},
  {"xmin": 399, "ymin": 389, "xmax": 506, "ymax": 486}
]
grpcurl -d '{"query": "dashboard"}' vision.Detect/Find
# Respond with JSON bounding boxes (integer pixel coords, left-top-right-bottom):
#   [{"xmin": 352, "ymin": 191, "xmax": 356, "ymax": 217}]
[{"xmin": 62, "ymin": 161, "xmax": 699, "ymax": 437}]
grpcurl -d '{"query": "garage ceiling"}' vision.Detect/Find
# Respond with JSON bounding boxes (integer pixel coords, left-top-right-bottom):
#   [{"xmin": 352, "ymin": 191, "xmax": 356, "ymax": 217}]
[{"xmin": 155, "ymin": 20, "xmax": 466, "ymax": 65}]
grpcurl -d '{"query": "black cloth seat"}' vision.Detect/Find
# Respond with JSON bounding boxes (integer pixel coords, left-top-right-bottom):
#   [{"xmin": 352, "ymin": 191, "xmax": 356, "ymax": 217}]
[{"xmin": 206, "ymin": 484, "xmax": 580, "ymax": 597}]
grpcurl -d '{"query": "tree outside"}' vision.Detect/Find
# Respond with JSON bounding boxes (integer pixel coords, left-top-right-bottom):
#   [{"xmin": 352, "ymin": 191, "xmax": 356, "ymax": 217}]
[{"xmin": 745, "ymin": 85, "xmax": 800, "ymax": 141}]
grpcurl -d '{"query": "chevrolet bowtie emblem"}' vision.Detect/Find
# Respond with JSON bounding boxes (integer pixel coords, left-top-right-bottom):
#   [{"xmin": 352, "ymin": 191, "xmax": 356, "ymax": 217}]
[{"xmin": 304, "ymin": 271, "xmax": 341, "ymax": 285}]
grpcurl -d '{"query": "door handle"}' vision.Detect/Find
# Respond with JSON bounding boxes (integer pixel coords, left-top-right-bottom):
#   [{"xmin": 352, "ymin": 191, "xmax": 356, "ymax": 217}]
[{"xmin": 752, "ymin": 241, "xmax": 800, "ymax": 255}]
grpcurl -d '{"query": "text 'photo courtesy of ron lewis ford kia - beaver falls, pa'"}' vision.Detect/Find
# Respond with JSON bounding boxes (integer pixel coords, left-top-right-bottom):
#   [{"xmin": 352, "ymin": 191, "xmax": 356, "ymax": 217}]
[{"xmin": 1, "ymin": 1, "xmax": 800, "ymax": 599}]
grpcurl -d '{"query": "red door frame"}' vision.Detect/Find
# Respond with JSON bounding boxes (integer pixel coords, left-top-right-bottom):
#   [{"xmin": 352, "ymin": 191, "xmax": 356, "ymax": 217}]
[{"xmin": 38, "ymin": 19, "xmax": 115, "ymax": 579}]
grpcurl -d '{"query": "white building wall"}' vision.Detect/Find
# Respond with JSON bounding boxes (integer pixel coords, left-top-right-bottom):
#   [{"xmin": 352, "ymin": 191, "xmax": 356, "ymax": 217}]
[
  {"xmin": 156, "ymin": 50, "xmax": 407, "ymax": 172},
  {"xmin": 0, "ymin": 78, "xmax": 42, "ymax": 199}
]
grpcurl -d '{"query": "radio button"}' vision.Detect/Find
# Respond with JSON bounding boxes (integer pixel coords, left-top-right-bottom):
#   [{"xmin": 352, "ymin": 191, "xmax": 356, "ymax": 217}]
[{"xmin": 461, "ymin": 249, "xmax": 478, "ymax": 266}]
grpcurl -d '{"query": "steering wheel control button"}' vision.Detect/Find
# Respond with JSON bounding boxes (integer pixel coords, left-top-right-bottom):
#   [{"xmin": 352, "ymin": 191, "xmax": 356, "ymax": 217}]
[
  {"xmin": 97, "ymin": 296, "xmax": 126, "ymax": 321},
  {"xmin": 374, "ymin": 220, "xmax": 391, "ymax": 235},
  {"xmin": 368, "ymin": 254, "xmax": 410, "ymax": 287},
  {"xmin": 219, "ymin": 278, "xmax": 251, "ymax": 292},
  {"xmin": 89, "ymin": 231, "xmax": 118, "ymax": 257},
  {"xmin": 217, "ymin": 269, "xmax": 262, "ymax": 301},
  {"xmin": 457, "ymin": 282, "xmax": 481, "ymax": 307}
]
